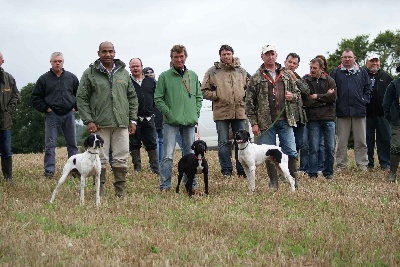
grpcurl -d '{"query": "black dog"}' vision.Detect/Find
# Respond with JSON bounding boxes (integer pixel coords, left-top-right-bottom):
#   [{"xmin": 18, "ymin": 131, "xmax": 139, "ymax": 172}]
[{"xmin": 176, "ymin": 140, "xmax": 209, "ymax": 196}]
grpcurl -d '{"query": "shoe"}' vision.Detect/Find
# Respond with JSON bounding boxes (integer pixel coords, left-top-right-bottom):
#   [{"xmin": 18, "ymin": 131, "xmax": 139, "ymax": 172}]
[
  {"xmin": 324, "ymin": 175, "xmax": 333, "ymax": 179},
  {"xmin": 317, "ymin": 170, "xmax": 323, "ymax": 175},
  {"xmin": 44, "ymin": 171, "xmax": 54, "ymax": 179},
  {"xmin": 309, "ymin": 175, "xmax": 317, "ymax": 179},
  {"xmin": 222, "ymin": 171, "xmax": 232, "ymax": 177},
  {"xmin": 387, "ymin": 173, "xmax": 396, "ymax": 183},
  {"xmin": 160, "ymin": 188, "xmax": 170, "ymax": 193},
  {"xmin": 380, "ymin": 166, "xmax": 390, "ymax": 171},
  {"xmin": 336, "ymin": 167, "xmax": 346, "ymax": 173},
  {"xmin": 359, "ymin": 166, "xmax": 368, "ymax": 172},
  {"xmin": 238, "ymin": 172, "xmax": 247, "ymax": 179}
]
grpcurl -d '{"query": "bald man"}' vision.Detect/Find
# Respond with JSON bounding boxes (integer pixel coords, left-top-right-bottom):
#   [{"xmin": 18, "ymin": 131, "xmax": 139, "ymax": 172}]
[
  {"xmin": 0, "ymin": 52, "xmax": 20, "ymax": 181},
  {"xmin": 77, "ymin": 41, "xmax": 139, "ymax": 198}
]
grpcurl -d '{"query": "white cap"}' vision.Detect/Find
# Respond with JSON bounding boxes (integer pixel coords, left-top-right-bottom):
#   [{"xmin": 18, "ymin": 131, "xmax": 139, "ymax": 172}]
[
  {"xmin": 261, "ymin": 45, "xmax": 277, "ymax": 54},
  {"xmin": 366, "ymin": 53, "xmax": 380, "ymax": 61}
]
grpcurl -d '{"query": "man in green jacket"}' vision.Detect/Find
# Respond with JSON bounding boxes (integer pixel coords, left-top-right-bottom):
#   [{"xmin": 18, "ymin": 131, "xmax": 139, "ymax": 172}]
[
  {"xmin": 0, "ymin": 52, "xmax": 20, "ymax": 182},
  {"xmin": 154, "ymin": 44, "xmax": 203, "ymax": 193},
  {"xmin": 76, "ymin": 41, "xmax": 138, "ymax": 198}
]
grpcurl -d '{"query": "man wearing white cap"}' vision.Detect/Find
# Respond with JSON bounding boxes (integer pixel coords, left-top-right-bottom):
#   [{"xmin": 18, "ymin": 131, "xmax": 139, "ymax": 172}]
[
  {"xmin": 365, "ymin": 53, "xmax": 392, "ymax": 170},
  {"xmin": 246, "ymin": 45, "xmax": 300, "ymax": 190}
]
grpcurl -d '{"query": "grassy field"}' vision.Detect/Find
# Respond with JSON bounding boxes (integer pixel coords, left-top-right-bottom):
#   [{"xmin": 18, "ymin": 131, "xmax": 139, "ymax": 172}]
[{"xmin": 0, "ymin": 147, "xmax": 399, "ymax": 266}]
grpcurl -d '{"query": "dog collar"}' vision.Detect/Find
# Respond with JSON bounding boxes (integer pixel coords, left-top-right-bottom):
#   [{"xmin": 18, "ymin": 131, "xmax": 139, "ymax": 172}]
[
  {"xmin": 194, "ymin": 155, "xmax": 204, "ymax": 160},
  {"xmin": 238, "ymin": 142, "xmax": 250, "ymax": 150},
  {"xmin": 87, "ymin": 151, "xmax": 99, "ymax": 154}
]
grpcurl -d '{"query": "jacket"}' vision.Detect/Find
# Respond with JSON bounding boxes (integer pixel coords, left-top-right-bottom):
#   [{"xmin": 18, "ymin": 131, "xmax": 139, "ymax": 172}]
[
  {"xmin": 31, "ymin": 69, "xmax": 79, "ymax": 116},
  {"xmin": 383, "ymin": 78, "xmax": 400, "ymax": 126},
  {"xmin": 76, "ymin": 59, "xmax": 138, "ymax": 127},
  {"xmin": 0, "ymin": 68, "xmax": 20, "ymax": 130},
  {"xmin": 246, "ymin": 63, "xmax": 300, "ymax": 131},
  {"xmin": 131, "ymin": 75, "xmax": 156, "ymax": 117},
  {"xmin": 290, "ymin": 71, "xmax": 309, "ymax": 124},
  {"xmin": 201, "ymin": 59, "xmax": 247, "ymax": 121},
  {"xmin": 365, "ymin": 68, "xmax": 393, "ymax": 117},
  {"xmin": 303, "ymin": 73, "xmax": 337, "ymax": 121},
  {"xmin": 154, "ymin": 66, "xmax": 202, "ymax": 126},
  {"xmin": 330, "ymin": 64, "xmax": 372, "ymax": 117}
]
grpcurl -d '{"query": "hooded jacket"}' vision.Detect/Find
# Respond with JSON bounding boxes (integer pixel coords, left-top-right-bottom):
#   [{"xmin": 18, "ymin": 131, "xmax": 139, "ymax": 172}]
[
  {"xmin": 76, "ymin": 59, "xmax": 138, "ymax": 127},
  {"xmin": 0, "ymin": 68, "xmax": 20, "ymax": 130},
  {"xmin": 201, "ymin": 58, "xmax": 247, "ymax": 121}
]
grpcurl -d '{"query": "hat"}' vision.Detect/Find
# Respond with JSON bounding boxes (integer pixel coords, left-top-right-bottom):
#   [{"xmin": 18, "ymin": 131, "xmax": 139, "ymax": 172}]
[
  {"xmin": 366, "ymin": 53, "xmax": 380, "ymax": 61},
  {"xmin": 261, "ymin": 45, "xmax": 277, "ymax": 54},
  {"xmin": 142, "ymin": 67, "xmax": 154, "ymax": 75}
]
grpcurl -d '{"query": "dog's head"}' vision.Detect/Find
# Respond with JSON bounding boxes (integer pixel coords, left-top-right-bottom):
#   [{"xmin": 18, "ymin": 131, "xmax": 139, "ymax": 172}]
[
  {"xmin": 191, "ymin": 140, "xmax": 207, "ymax": 157},
  {"xmin": 234, "ymin": 129, "xmax": 250, "ymax": 144},
  {"xmin": 265, "ymin": 149, "xmax": 282, "ymax": 164},
  {"xmin": 84, "ymin": 134, "xmax": 104, "ymax": 150}
]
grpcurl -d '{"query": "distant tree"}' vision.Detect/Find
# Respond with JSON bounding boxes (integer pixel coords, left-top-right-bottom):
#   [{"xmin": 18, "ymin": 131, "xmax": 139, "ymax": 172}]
[
  {"xmin": 12, "ymin": 83, "xmax": 46, "ymax": 153},
  {"xmin": 327, "ymin": 34, "xmax": 370, "ymax": 74}
]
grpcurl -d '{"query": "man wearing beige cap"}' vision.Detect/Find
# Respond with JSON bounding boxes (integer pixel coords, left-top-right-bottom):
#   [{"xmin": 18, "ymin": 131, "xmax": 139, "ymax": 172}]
[
  {"xmin": 364, "ymin": 53, "xmax": 392, "ymax": 170},
  {"xmin": 246, "ymin": 44, "xmax": 300, "ymax": 190}
]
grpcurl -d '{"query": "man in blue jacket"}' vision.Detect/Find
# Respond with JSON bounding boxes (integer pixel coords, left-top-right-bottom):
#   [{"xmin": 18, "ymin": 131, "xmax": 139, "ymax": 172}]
[
  {"xmin": 32, "ymin": 52, "xmax": 79, "ymax": 178},
  {"xmin": 331, "ymin": 48, "xmax": 372, "ymax": 172}
]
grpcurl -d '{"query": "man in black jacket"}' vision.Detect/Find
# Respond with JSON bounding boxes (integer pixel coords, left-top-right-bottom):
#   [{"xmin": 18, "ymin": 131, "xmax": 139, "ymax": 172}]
[
  {"xmin": 365, "ymin": 53, "xmax": 392, "ymax": 170},
  {"xmin": 0, "ymin": 52, "xmax": 20, "ymax": 181},
  {"xmin": 129, "ymin": 59, "xmax": 159, "ymax": 174},
  {"xmin": 32, "ymin": 52, "xmax": 79, "ymax": 178}
]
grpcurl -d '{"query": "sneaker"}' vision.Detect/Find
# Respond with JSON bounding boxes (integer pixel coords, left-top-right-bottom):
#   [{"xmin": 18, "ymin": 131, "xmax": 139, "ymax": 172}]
[
  {"xmin": 44, "ymin": 171, "xmax": 54, "ymax": 179},
  {"xmin": 317, "ymin": 170, "xmax": 323, "ymax": 175}
]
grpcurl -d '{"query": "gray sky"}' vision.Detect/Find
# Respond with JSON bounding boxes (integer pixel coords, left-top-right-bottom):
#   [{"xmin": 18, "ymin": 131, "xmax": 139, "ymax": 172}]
[{"xmin": 2, "ymin": 0, "xmax": 400, "ymax": 89}]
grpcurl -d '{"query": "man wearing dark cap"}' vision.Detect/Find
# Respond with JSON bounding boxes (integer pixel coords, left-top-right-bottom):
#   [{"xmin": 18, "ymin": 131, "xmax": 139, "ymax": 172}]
[
  {"xmin": 383, "ymin": 66, "xmax": 400, "ymax": 182},
  {"xmin": 246, "ymin": 44, "xmax": 300, "ymax": 190},
  {"xmin": 364, "ymin": 53, "xmax": 392, "ymax": 170}
]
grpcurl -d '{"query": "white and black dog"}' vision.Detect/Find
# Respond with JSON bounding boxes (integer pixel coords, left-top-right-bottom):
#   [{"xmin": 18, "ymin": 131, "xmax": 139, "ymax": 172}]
[
  {"xmin": 50, "ymin": 134, "xmax": 104, "ymax": 206},
  {"xmin": 235, "ymin": 129, "xmax": 296, "ymax": 194},
  {"xmin": 176, "ymin": 140, "xmax": 209, "ymax": 196}
]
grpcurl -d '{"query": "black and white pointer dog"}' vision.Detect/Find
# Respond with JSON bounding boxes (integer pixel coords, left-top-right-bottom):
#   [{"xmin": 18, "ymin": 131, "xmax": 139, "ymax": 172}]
[
  {"xmin": 50, "ymin": 134, "xmax": 104, "ymax": 206},
  {"xmin": 235, "ymin": 129, "xmax": 296, "ymax": 194},
  {"xmin": 176, "ymin": 140, "xmax": 209, "ymax": 196}
]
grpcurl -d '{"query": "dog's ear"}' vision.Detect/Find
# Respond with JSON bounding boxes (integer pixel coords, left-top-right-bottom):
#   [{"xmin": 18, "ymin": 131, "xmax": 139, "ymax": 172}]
[
  {"xmin": 247, "ymin": 131, "xmax": 250, "ymax": 138},
  {"xmin": 97, "ymin": 135, "xmax": 104, "ymax": 147},
  {"xmin": 191, "ymin": 142, "xmax": 196, "ymax": 151},
  {"xmin": 204, "ymin": 142, "xmax": 207, "ymax": 153},
  {"xmin": 84, "ymin": 135, "xmax": 90, "ymax": 149}
]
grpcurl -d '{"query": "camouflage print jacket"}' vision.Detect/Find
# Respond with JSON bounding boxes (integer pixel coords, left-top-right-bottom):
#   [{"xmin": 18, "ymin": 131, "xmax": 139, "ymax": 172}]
[{"xmin": 246, "ymin": 63, "xmax": 300, "ymax": 131}]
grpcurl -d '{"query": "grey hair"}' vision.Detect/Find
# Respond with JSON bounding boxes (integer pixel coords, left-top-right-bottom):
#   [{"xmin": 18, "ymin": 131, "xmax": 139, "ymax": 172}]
[{"xmin": 50, "ymin": 52, "xmax": 64, "ymax": 61}]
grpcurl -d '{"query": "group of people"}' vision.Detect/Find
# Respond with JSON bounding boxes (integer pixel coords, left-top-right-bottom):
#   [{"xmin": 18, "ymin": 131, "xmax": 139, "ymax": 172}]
[{"xmin": 1, "ymin": 41, "xmax": 400, "ymax": 195}]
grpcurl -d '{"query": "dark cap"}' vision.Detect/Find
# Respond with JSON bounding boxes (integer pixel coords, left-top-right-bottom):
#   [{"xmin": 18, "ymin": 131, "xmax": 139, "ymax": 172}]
[{"xmin": 143, "ymin": 67, "xmax": 154, "ymax": 75}]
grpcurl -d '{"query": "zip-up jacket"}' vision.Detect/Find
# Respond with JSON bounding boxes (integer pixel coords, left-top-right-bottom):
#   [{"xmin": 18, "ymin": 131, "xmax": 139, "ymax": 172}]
[
  {"xmin": 365, "ymin": 68, "xmax": 392, "ymax": 117},
  {"xmin": 0, "ymin": 68, "xmax": 20, "ymax": 130},
  {"xmin": 303, "ymin": 73, "xmax": 337, "ymax": 121},
  {"xmin": 330, "ymin": 64, "xmax": 372, "ymax": 117},
  {"xmin": 76, "ymin": 59, "xmax": 138, "ymax": 127},
  {"xmin": 383, "ymin": 78, "xmax": 400, "ymax": 126},
  {"xmin": 154, "ymin": 66, "xmax": 202, "ymax": 126},
  {"xmin": 131, "ymin": 75, "xmax": 156, "ymax": 117},
  {"xmin": 31, "ymin": 69, "xmax": 78, "ymax": 116}
]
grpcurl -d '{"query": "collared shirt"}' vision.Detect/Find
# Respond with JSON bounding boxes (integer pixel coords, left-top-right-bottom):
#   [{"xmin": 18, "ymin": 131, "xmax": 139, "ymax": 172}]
[
  {"xmin": 99, "ymin": 61, "xmax": 118, "ymax": 82},
  {"xmin": 131, "ymin": 75, "xmax": 144, "ymax": 86}
]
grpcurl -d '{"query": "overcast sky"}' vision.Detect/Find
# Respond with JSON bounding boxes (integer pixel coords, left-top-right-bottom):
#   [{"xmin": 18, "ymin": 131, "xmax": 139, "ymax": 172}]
[{"xmin": 2, "ymin": 0, "xmax": 400, "ymax": 89}]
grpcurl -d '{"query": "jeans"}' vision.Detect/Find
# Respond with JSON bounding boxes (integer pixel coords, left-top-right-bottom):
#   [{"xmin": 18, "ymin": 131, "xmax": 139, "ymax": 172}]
[
  {"xmin": 258, "ymin": 120, "xmax": 298, "ymax": 158},
  {"xmin": 299, "ymin": 126, "xmax": 325, "ymax": 172},
  {"xmin": 307, "ymin": 121, "xmax": 335, "ymax": 176},
  {"xmin": 215, "ymin": 119, "xmax": 246, "ymax": 175},
  {"xmin": 159, "ymin": 124, "xmax": 195, "ymax": 190},
  {"xmin": 366, "ymin": 116, "xmax": 391, "ymax": 169},
  {"xmin": 44, "ymin": 111, "xmax": 78, "ymax": 174},
  {"xmin": 0, "ymin": 130, "xmax": 12, "ymax": 158},
  {"xmin": 156, "ymin": 128, "xmax": 164, "ymax": 164},
  {"xmin": 293, "ymin": 122, "xmax": 305, "ymax": 152}
]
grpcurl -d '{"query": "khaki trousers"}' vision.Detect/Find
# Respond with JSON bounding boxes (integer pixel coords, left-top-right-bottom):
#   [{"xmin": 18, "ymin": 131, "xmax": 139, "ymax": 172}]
[{"xmin": 96, "ymin": 127, "xmax": 129, "ymax": 168}]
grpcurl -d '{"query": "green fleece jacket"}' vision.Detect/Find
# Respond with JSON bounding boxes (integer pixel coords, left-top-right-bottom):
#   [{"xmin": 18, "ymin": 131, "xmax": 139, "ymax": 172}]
[
  {"xmin": 76, "ymin": 59, "xmax": 138, "ymax": 127},
  {"xmin": 154, "ymin": 67, "xmax": 202, "ymax": 126}
]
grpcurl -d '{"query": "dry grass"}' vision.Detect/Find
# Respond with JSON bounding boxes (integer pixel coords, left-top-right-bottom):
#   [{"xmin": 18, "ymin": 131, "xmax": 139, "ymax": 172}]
[{"xmin": 0, "ymin": 148, "xmax": 399, "ymax": 266}]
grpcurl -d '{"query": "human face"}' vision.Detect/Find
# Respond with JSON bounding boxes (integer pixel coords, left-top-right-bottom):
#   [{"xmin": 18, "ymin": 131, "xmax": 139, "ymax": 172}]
[
  {"xmin": 366, "ymin": 58, "xmax": 380, "ymax": 73},
  {"xmin": 309, "ymin": 62, "xmax": 322, "ymax": 78},
  {"xmin": 129, "ymin": 59, "xmax": 143, "ymax": 79},
  {"xmin": 145, "ymin": 70, "xmax": 155, "ymax": 79},
  {"xmin": 261, "ymin": 51, "xmax": 278, "ymax": 69},
  {"xmin": 284, "ymin": 56, "xmax": 299, "ymax": 71},
  {"xmin": 341, "ymin": 51, "xmax": 356, "ymax": 69},
  {"xmin": 98, "ymin": 42, "xmax": 115, "ymax": 66},
  {"xmin": 0, "ymin": 52, "xmax": 3, "ymax": 67},
  {"xmin": 220, "ymin": 49, "xmax": 233, "ymax": 64},
  {"xmin": 50, "ymin": 56, "xmax": 64, "ymax": 74},
  {"xmin": 171, "ymin": 51, "xmax": 186, "ymax": 69}
]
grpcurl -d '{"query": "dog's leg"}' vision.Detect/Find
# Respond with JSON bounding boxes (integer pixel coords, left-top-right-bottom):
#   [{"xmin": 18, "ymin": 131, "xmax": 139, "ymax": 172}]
[
  {"xmin": 186, "ymin": 175, "xmax": 194, "ymax": 196},
  {"xmin": 247, "ymin": 166, "xmax": 256, "ymax": 194},
  {"xmin": 50, "ymin": 172, "xmax": 71, "ymax": 203},
  {"xmin": 80, "ymin": 175, "xmax": 86, "ymax": 205},
  {"xmin": 279, "ymin": 164, "xmax": 296, "ymax": 192},
  {"xmin": 203, "ymin": 162, "xmax": 209, "ymax": 195},
  {"xmin": 94, "ymin": 173, "xmax": 101, "ymax": 206},
  {"xmin": 176, "ymin": 172, "xmax": 183, "ymax": 193}
]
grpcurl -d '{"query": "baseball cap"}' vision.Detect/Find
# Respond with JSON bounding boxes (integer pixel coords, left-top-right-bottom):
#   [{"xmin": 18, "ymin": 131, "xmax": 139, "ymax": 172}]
[
  {"xmin": 366, "ymin": 53, "xmax": 379, "ymax": 61},
  {"xmin": 143, "ymin": 67, "xmax": 154, "ymax": 75},
  {"xmin": 261, "ymin": 45, "xmax": 277, "ymax": 54}
]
